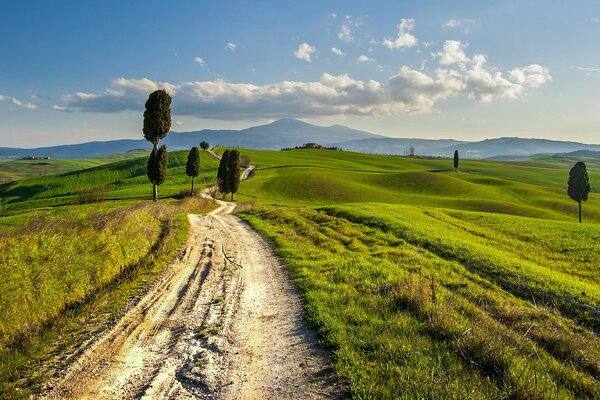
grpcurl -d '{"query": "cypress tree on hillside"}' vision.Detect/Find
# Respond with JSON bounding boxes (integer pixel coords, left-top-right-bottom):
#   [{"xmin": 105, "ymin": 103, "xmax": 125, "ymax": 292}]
[
  {"xmin": 217, "ymin": 150, "xmax": 231, "ymax": 195},
  {"xmin": 567, "ymin": 161, "xmax": 591, "ymax": 223},
  {"xmin": 453, "ymin": 150, "xmax": 459, "ymax": 172},
  {"xmin": 186, "ymin": 147, "xmax": 201, "ymax": 195},
  {"xmin": 147, "ymin": 145, "xmax": 168, "ymax": 194},
  {"xmin": 143, "ymin": 89, "xmax": 171, "ymax": 201},
  {"xmin": 227, "ymin": 149, "xmax": 241, "ymax": 201},
  {"xmin": 200, "ymin": 141, "xmax": 210, "ymax": 150}
]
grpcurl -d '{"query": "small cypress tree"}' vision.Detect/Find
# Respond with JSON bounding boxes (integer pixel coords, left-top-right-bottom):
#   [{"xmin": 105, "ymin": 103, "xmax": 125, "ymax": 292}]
[
  {"xmin": 147, "ymin": 145, "xmax": 168, "ymax": 197},
  {"xmin": 200, "ymin": 141, "xmax": 210, "ymax": 150},
  {"xmin": 227, "ymin": 150, "xmax": 241, "ymax": 201},
  {"xmin": 143, "ymin": 89, "xmax": 171, "ymax": 201},
  {"xmin": 453, "ymin": 150, "xmax": 459, "ymax": 172},
  {"xmin": 186, "ymin": 147, "xmax": 201, "ymax": 195},
  {"xmin": 567, "ymin": 161, "xmax": 591, "ymax": 223},
  {"xmin": 217, "ymin": 150, "xmax": 231, "ymax": 195}
]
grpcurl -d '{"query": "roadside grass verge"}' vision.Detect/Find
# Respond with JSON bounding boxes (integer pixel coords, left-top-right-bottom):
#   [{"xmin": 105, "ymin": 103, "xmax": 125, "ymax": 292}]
[
  {"xmin": 239, "ymin": 205, "xmax": 600, "ymax": 399},
  {"xmin": 0, "ymin": 197, "xmax": 214, "ymax": 399}
]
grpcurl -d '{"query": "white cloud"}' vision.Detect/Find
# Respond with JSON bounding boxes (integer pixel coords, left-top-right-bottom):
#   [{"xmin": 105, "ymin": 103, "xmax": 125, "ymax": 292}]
[
  {"xmin": 293, "ymin": 42, "xmax": 316, "ymax": 62},
  {"xmin": 443, "ymin": 18, "xmax": 476, "ymax": 33},
  {"xmin": 382, "ymin": 18, "xmax": 417, "ymax": 49},
  {"xmin": 338, "ymin": 21, "xmax": 354, "ymax": 43},
  {"xmin": 57, "ymin": 40, "xmax": 550, "ymax": 118},
  {"xmin": 577, "ymin": 66, "xmax": 600, "ymax": 77},
  {"xmin": 225, "ymin": 42, "xmax": 237, "ymax": 51},
  {"xmin": 433, "ymin": 40, "xmax": 470, "ymax": 65},
  {"xmin": 194, "ymin": 56, "xmax": 205, "ymax": 66},
  {"xmin": 174, "ymin": 120, "xmax": 184, "ymax": 126},
  {"xmin": 0, "ymin": 95, "xmax": 37, "ymax": 110},
  {"xmin": 52, "ymin": 105, "xmax": 67, "ymax": 111},
  {"xmin": 331, "ymin": 47, "xmax": 345, "ymax": 56},
  {"xmin": 356, "ymin": 55, "xmax": 374, "ymax": 63},
  {"xmin": 58, "ymin": 64, "xmax": 549, "ymax": 120},
  {"xmin": 328, "ymin": 12, "xmax": 337, "ymax": 19}
]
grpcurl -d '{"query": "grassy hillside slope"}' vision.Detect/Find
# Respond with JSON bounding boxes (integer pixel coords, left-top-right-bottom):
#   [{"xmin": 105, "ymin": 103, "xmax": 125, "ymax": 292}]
[
  {"xmin": 0, "ymin": 150, "xmax": 219, "ymax": 211},
  {"xmin": 233, "ymin": 149, "xmax": 600, "ymax": 222},
  {"xmin": 0, "ymin": 149, "xmax": 218, "ymax": 398},
  {"xmin": 232, "ymin": 148, "xmax": 600, "ymax": 399},
  {"xmin": 0, "ymin": 150, "xmax": 151, "ymax": 183}
]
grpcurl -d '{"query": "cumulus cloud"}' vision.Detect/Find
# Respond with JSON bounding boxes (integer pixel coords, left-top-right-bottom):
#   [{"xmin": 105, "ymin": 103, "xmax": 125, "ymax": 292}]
[
  {"xmin": 194, "ymin": 56, "xmax": 205, "ymax": 66},
  {"xmin": 382, "ymin": 18, "xmax": 417, "ymax": 49},
  {"xmin": 331, "ymin": 47, "xmax": 345, "ymax": 56},
  {"xmin": 55, "ymin": 40, "xmax": 550, "ymax": 118},
  {"xmin": 57, "ymin": 78, "xmax": 176, "ymax": 113},
  {"xmin": 225, "ymin": 42, "xmax": 236, "ymax": 51},
  {"xmin": 57, "ymin": 64, "xmax": 549, "ymax": 120},
  {"xmin": 443, "ymin": 18, "xmax": 476, "ymax": 33},
  {"xmin": 0, "ymin": 95, "xmax": 37, "ymax": 110},
  {"xmin": 356, "ymin": 55, "xmax": 374, "ymax": 63},
  {"xmin": 293, "ymin": 42, "xmax": 316, "ymax": 62},
  {"xmin": 434, "ymin": 40, "xmax": 471, "ymax": 65}
]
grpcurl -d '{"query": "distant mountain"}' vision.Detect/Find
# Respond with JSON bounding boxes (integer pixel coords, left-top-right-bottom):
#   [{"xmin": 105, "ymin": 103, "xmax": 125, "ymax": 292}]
[
  {"xmin": 452, "ymin": 138, "xmax": 600, "ymax": 159},
  {"xmin": 334, "ymin": 136, "xmax": 600, "ymax": 159},
  {"xmin": 162, "ymin": 118, "xmax": 383, "ymax": 150},
  {"xmin": 0, "ymin": 119, "xmax": 599, "ymax": 160},
  {"xmin": 562, "ymin": 149, "xmax": 600, "ymax": 159},
  {"xmin": 331, "ymin": 137, "xmax": 466, "ymax": 156},
  {"xmin": 0, "ymin": 119, "xmax": 382, "ymax": 159}
]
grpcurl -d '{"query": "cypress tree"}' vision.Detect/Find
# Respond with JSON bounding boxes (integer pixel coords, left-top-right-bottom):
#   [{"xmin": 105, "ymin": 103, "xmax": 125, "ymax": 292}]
[
  {"xmin": 453, "ymin": 150, "xmax": 459, "ymax": 172},
  {"xmin": 147, "ymin": 145, "xmax": 168, "ymax": 197},
  {"xmin": 200, "ymin": 141, "xmax": 210, "ymax": 150},
  {"xmin": 217, "ymin": 150, "xmax": 231, "ymax": 195},
  {"xmin": 567, "ymin": 161, "xmax": 591, "ymax": 223},
  {"xmin": 227, "ymin": 150, "xmax": 241, "ymax": 201},
  {"xmin": 143, "ymin": 89, "xmax": 171, "ymax": 201},
  {"xmin": 186, "ymin": 147, "xmax": 201, "ymax": 195}
]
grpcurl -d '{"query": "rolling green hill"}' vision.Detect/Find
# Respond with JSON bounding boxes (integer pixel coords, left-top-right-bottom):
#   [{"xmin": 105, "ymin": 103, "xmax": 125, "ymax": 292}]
[
  {"xmin": 0, "ymin": 149, "xmax": 151, "ymax": 183},
  {"xmin": 0, "ymin": 150, "xmax": 220, "ymax": 212},
  {"xmin": 1, "ymin": 147, "xmax": 598, "ymax": 399},
  {"xmin": 233, "ymin": 149, "xmax": 600, "ymax": 222},
  {"xmin": 227, "ymin": 148, "xmax": 600, "ymax": 399}
]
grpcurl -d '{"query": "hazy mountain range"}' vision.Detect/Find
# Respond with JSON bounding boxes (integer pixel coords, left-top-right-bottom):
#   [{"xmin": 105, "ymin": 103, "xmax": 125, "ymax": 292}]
[{"xmin": 1, "ymin": 118, "xmax": 599, "ymax": 160}]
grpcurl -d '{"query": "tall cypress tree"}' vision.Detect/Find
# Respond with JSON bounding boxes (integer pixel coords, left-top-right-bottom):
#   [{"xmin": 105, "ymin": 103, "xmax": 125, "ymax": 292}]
[
  {"xmin": 217, "ymin": 150, "xmax": 231, "ymax": 195},
  {"xmin": 453, "ymin": 150, "xmax": 459, "ymax": 172},
  {"xmin": 227, "ymin": 150, "xmax": 241, "ymax": 201},
  {"xmin": 147, "ymin": 145, "xmax": 168, "ymax": 195},
  {"xmin": 143, "ymin": 89, "xmax": 171, "ymax": 201},
  {"xmin": 567, "ymin": 161, "xmax": 591, "ymax": 223},
  {"xmin": 186, "ymin": 147, "xmax": 201, "ymax": 195}
]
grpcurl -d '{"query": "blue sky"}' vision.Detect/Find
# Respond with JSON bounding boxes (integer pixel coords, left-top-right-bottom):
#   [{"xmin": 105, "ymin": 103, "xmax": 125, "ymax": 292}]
[{"xmin": 1, "ymin": 0, "xmax": 600, "ymax": 147}]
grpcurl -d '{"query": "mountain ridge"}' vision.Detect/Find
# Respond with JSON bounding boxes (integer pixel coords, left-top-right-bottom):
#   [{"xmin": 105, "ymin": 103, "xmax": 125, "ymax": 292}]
[{"xmin": 1, "ymin": 118, "xmax": 599, "ymax": 160}]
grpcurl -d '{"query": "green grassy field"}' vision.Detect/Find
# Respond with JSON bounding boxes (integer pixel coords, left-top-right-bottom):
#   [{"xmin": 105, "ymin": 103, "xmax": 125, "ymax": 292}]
[
  {"xmin": 233, "ymin": 149, "xmax": 600, "ymax": 222},
  {"xmin": 0, "ymin": 149, "xmax": 150, "ymax": 183},
  {"xmin": 0, "ymin": 150, "xmax": 220, "ymax": 212},
  {"xmin": 229, "ymin": 148, "xmax": 599, "ymax": 399},
  {"xmin": 0, "ymin": 149, "xmax": 218, "ymax": 398},
  {"xmin": 1, "ymin": 147, "xmax": 598, "ymax": 399}
]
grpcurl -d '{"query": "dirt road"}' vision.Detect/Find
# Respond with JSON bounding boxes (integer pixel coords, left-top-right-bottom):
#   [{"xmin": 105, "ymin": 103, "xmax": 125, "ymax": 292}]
[{"xmin": 39, "ymin": 172, "xmax": 340, "ymax": 399}]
